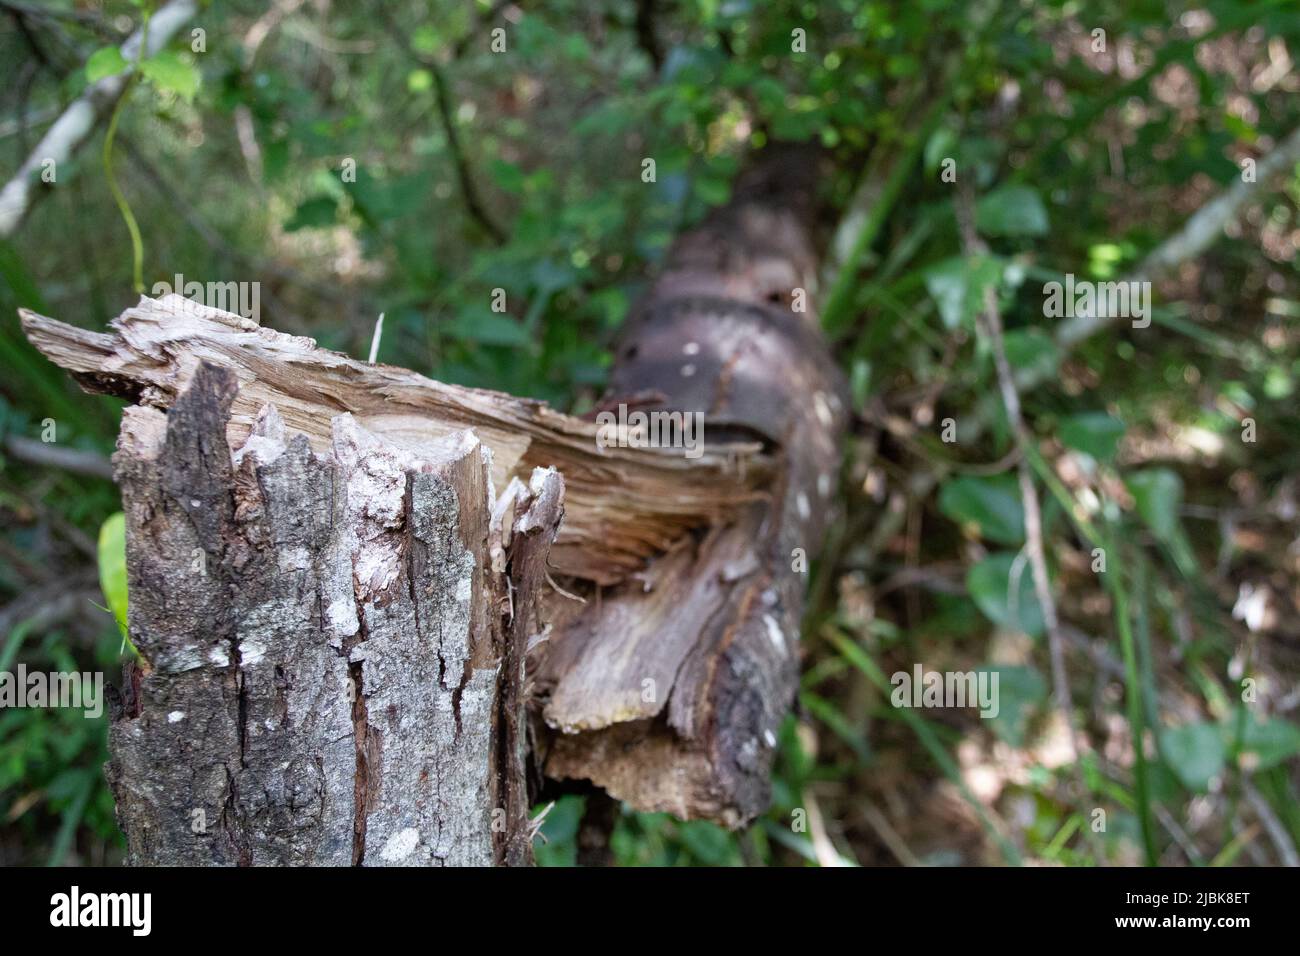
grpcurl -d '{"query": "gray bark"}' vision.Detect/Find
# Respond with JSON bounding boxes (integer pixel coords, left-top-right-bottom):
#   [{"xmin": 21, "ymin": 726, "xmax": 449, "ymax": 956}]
[{"xmin": 106, "ymin": 361, "xmax": 562, "ymax": 865}]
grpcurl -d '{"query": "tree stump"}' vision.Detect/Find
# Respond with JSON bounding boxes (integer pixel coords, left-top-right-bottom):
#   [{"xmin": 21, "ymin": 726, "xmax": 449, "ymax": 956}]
[{"xmin": 106, "ymin": 361, "xmax": 561, "ymax": 865}]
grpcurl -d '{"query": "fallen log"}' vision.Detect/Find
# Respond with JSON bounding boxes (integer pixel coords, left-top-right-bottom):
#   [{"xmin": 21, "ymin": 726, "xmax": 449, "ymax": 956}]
[
  {"xmin": 21, "ymin": 145, "xmax": 847, "ymax": 858},
  {"xmin": 537, "ymin": 148, "xmax": 849, "ymax": 822}
]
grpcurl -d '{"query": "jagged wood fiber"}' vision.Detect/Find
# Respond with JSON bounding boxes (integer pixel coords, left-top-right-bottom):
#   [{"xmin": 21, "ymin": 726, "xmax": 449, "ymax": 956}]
[{"xmin": 20, "ymin": 297, "xmax": 766, "ymax": 585}]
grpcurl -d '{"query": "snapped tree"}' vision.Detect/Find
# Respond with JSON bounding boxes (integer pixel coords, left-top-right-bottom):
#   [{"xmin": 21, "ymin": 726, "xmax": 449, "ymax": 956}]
[{"xmin": 21, "ymin": 146, "xmax": 847, "ymax": 865}]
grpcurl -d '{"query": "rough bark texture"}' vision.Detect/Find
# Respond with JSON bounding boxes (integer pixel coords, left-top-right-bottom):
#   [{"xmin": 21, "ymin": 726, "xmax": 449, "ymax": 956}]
[
  {"xmin": 23, "ymin": 145, "xmax": 847, "ymax": 845},
  {"xmin": 536, "ymin": 146, "xmax": 849, "ymax": 823},
  {"xmin": 104, "ymin": 360, "xmax": 562, "ymax": 865}
]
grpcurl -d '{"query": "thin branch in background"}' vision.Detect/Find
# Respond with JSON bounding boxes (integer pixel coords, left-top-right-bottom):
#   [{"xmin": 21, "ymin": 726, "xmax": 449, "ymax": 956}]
[
  {"xmin": 117, "ymin": 133, "xmax": 370, "ymax": 332},
  {"xmin": 955, "ymin": 182, "xmax": 1099, "ymax": 858},
  {"xmin": 864, "ymin": 121, "xmax": 1300, "ymax": 570},
  {"xmin": 860, "ymin": 800, "xmax": 922, "ymax": 866},
  {"xmin": 426, "ymin": 56, "xmax": 506, "ymax": 243},
  {"xmin": 375, "ymin": 5, "xmax": 507, "ymax": 244},
  {"xmin": 243, "ymin": 0, "xmax": 308, "ymax": 67},
  {"xmin": 1050, "ymin": 123, "xmax": 1300, "ymax": 363},
  {"xmin": 1243, "ymin": 778, "xmax": 1300, "ymax": 867},
  {"xmin": 3, "ymin": 434, "xmax": 112, "ymax": 481},
  {"xmin": 634, "ymin": 0, "xmax": 663, "ymax": 72}
]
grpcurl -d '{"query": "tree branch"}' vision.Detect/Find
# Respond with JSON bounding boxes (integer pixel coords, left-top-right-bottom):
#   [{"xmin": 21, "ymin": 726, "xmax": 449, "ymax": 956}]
[
  {"xmin": 0, "ymin": 0, "xmax": 197, "ymax": 239},
  {"xmin": 374, "ymin": 4, "xmax": 506, "ymax": 244}
]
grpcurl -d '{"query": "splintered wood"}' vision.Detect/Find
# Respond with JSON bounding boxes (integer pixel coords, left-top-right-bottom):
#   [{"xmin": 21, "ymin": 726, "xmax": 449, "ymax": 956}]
[
  {"xmin": 21, "ymin": 295, "xmax": 766, "ymax": 585},
  {"xmin": 22, "ymin": 146, "xmax": 846, "ymax": 850}
]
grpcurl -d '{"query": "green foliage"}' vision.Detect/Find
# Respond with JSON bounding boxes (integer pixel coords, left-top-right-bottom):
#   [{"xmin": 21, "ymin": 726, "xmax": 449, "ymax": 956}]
[
  {"xmin": 966, "ymin": 552, "xmax": 1046, "ymax": 637},
  {"xmin": 939, "ymin": 475, "xmax": 1025, "ymax": 544},
  {"xmin": 1058, "ymin": 412, "xmax": 1125, "ymax": 463},
  {"xmin": 980, "ymin": 664, "xmax": 1047, "ymax": 748},
  {"xmin": 3, "ymin": 0, "xmax": 1299, "ymax": 868},
  {"xmin": 974, "ymin": 185, "xmax": 1049, "ymax": 238},
  {"xmin": 1159, "ymin": 721, "xmax": 1225, "ymax": 794},
  {"xmin": 139, "ymin": 52, "xmax": 201, "ymax": 102},
  {"xmin": 85, "ymin": 47, "xmax": 128, "ymax": 83},
  {"xmin": 96, "ymin": 512, "xmax": 133, "ymax": 655},
  {"xmin": 924, "ymin": 255, "xmax": 1003, "ymax": 330}
]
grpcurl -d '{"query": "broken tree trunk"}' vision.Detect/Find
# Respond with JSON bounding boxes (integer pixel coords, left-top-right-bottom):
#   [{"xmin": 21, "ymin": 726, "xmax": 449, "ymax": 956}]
[
  {"xmin": 536, "ymin": 146, "xmax": 849, "ymax": 822},
  {"xmin": 21, "ymin": 145, "xmax": 847, "ymax": 859},
  {"xmin": 103, "ymin": 359, "xmax": 561, "ymax": 865}
]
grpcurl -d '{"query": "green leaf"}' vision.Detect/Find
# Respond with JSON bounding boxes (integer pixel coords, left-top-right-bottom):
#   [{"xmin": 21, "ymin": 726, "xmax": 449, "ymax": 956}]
[
  {"xmin": 1003, "ymin": 329, "xmax": 1059, "ymax": 378},
  {"xmin": 924, "ymin": 126, "xmax": 957, "ymax": 174},
  {"xmin": 97, "ymin": 513, "xmax": 134, "ymax": 655},
  {"xmin": 979, "ymin": 665, "xmax": 1046, "ymax": 747},
  {"xmin": 406, "ymin": 68, "xmax": 433, "ymax": 93},
  {"xmin": 1160, "ymin": 721, "xmax": 1225, "ymax": 792},
  {"xmin": 284, "ymin": 195, "xmax": 339, "ymax": 231},
  {"xmin": 676, "ymin": 820, "xmax": 738, "ymax": 865},
  {"xmin": 966, "ymin": 552, "xmax": 1045, "ymax": 637},
  {"xmin": 939, "ymin": 475, "xmax": 1025, "ymax": 544},
  {"xmin": 532, "ymin": 795, "xmax": 583, "ymax": 867},
  {"xmin": 1236, "ymin": 716, "xmax": 1300, "ymax": 770},
  {"xmin": 445, "ymin": 310, "xmax": 531, "ymax": 347},
  {"xmin": 1059, "ymin": 412, "xmax": 1125, "ymax": 462},
  {"xmin": 140, "ymin": 51, "xmax": 200, "ymax": 101},
  {"xmin": 86, "ymin": 46, "xmax": 129, "ymax": 83},
  {"xmin": 1126, "ymin": 468, "xmax": 1183, "ymax": 544},
  {"xmin": 975, "ymin": 185, "xmax": 1049, "ymax": 237},
  {"xmin": 923, "ymin": 255, "xmax": 1002, "ymax": 330}
]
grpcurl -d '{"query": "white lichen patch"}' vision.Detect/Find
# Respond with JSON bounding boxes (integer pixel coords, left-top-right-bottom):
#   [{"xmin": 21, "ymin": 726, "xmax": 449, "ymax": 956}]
[
  {"xmin": 380, "ymin": 826, "xmax": 421, "ymax": 862},
  {"xmin": 277, "ymin": 546, "xmax": 311, "ymax": 573},
  {"xmin": 239, "ymin": 639, "xmax": 267, "ymax": 667},
  {"xmin": 326, "ymin": 597, "xmax": 359, "ymax": 638},
  {"xmin": 763, "ymin": 613, "xmax": 787, "ymax": 654}
]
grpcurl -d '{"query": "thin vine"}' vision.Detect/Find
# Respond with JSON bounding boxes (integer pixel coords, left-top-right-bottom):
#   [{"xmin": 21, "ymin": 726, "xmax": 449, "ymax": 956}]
[{"xmin": 102, "ymin": 6, "xmax": 152, "ymax": 294}]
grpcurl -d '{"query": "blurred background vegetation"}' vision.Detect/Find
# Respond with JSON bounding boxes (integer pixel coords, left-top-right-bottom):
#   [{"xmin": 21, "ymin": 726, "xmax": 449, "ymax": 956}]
[{"xmin": 1, "ymin": 0, "xmax": 1298, "ymax": 866}]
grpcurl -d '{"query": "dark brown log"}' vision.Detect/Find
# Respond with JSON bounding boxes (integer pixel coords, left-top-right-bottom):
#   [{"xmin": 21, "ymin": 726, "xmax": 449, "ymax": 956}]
[{"xmin": 536, "ymin": 146, "xmax": 849, "ymax": 823}]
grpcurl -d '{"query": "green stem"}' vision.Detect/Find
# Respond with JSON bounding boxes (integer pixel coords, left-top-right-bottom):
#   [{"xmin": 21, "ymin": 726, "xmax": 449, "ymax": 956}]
[
  {"xmin": 103, "ymin": 10, "xmax": 151, "ymax": 294},
  {"xmin": 1030, "ymin": 449, "xmax": 1159, "ymax": 865},
  {"xmin": 820, "ymin": 101, "xmax": 945, "ymax": 337},
  {"xmin": 827, "ymin": 627, "xmax": 1024, "ymax": 865}
]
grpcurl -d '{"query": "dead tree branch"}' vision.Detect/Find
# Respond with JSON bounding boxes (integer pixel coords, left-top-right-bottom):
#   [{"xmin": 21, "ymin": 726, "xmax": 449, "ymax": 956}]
[{"xmin": 0, "ymin": 0, "xmax": 197, "ymax": 238}]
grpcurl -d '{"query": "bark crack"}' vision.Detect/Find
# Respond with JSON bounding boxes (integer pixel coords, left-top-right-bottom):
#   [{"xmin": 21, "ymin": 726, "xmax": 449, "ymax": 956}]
[{"xmin": 349, "ymin": 657, "xmax": 368, "ymax": 866}]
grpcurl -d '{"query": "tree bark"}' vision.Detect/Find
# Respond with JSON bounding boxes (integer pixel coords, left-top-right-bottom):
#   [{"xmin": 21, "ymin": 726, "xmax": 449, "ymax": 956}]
[
  {"xmin": 21, "ymin": 145, "xmax": 847, "ymax": 858},
  {"xmin": 103, "ymin": 361, "xmax": 561, "ymax": 865}
]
